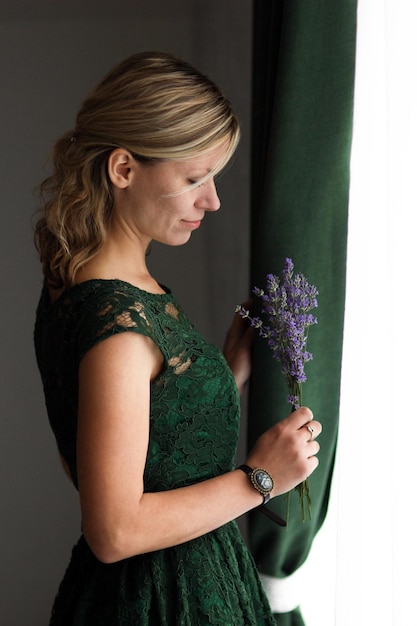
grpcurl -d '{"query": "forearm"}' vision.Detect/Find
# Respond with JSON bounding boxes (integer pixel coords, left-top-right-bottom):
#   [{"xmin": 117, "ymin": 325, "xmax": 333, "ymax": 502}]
[
  {"xmin": 82, "ymin": 469, "xmax": 263, "ymax": 564},
  {"xmin": 223, "ymin": 309, "xmax": 253, "ymax": 395}
]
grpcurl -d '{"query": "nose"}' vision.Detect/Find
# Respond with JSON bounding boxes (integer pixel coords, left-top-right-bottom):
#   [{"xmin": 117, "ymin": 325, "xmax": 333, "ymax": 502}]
[{"xmin": 195, "ymin": 178, "xmax": 221, "ymax": 212}]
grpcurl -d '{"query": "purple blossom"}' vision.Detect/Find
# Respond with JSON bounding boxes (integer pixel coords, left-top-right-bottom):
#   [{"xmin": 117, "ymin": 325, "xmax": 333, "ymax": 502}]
[
  {"xmin": 245, "ymin": 259, "xmax": 318, "ymax": 404},
  {"xmin": 250, "ymin": 317, "xmax": 263, "ymax": 329},
  {"xmin": 236, "ymin": 258, "xmax": 318, "ymax": 522},
  {"xmin": 287, "ymin": 395, "xmax": 300, "ymax": 410}
]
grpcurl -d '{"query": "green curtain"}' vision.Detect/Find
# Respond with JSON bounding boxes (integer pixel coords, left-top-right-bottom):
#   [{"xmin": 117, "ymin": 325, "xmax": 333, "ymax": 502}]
[{"xmin": 248, "ymin": 1, "xmax": 357, "ymax": 624}]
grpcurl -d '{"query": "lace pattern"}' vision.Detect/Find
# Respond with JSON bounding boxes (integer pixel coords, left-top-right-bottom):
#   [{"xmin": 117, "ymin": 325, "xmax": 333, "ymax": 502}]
[{"xmin": 34, "ymin": 279, "xmax": 275, "ymax": 625}]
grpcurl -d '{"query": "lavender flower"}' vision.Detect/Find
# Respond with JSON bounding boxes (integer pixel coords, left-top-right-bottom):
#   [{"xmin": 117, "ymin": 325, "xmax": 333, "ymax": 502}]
[{"xmin": 236, "ymin": 258, "xmax": 319, "ymax": 522}]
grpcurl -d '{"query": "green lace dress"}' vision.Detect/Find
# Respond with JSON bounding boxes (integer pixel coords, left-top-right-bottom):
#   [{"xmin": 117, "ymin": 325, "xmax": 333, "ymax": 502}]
[{"xmin": 34, "ymin": 279, "xmax": 275, "ymax": 626}]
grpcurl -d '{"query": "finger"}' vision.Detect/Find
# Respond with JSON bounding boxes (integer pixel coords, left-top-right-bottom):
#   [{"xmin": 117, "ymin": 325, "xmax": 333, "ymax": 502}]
[
  {"xmin": 303, "ymin": 423, "xmax": 316, "ymax": 442},
  {"xmin": 291, "ymin": 406, "xmax": 314, "ymax": 429},
  {"xmin": 301, "ymin": 422, "xmax": 322, "ymax": 443},
  {"xmin": 307, "ymin": 455, "xmax": 320, "ymax": 476},
  {"xmin": 241, "ymin": 325, "xmax": 254, "ymax": 347},
  {"xmin": 309, "ymin": 420, "xmax": 322, "ymax": 438},
  {"xmin": 307, "ymin": 441, "xmax": 320, "ymax": 458},
  {"xmin": 228, "ymin": 308, "xmax": 252, "ymax": 339}
]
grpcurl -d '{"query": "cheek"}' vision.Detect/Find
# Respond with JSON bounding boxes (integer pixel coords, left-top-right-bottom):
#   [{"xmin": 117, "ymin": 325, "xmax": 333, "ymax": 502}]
[{"xmin": 161, "ymin": 197, "xmax": 185, "ymax": 218}]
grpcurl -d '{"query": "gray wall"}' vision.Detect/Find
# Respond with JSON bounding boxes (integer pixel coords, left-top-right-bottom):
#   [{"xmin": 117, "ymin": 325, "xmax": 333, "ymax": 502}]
[{"xmin": 0, "ymin": 2, "xmax": 251, "ymax": 624}]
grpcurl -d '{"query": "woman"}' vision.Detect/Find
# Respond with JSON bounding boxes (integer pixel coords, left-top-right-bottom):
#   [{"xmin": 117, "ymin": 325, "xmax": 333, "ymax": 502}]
[{"xmin": 34, "ymin": 51, "xmax": 321, "ymax": 625}]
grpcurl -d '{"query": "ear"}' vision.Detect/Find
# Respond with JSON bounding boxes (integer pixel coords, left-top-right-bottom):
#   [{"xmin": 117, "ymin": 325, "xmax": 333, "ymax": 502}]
[{"xmin": 107, "ymin": 149, "xmax": 135, "ymax": 189}]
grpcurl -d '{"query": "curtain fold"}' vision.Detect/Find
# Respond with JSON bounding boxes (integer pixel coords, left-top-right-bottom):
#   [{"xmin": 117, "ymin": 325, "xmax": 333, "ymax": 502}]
[{"xmin": 249, "ymin": 2, "xmax": 357, "ymax": 623}]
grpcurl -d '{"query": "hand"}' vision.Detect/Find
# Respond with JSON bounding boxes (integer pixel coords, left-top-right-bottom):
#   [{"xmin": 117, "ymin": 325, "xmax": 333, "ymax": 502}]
[
  {"xmin": 245, "ymin": 407, "xmax": 322, "ymax": 497},
  {"xmin": 223, "ymin": 300, "xmax": 253, "ymax": 394}
]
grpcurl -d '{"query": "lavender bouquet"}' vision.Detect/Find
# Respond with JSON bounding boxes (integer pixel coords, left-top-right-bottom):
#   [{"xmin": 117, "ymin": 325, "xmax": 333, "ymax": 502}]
[{"xmin": 236, "ymin": 258, "xmax": 318, "ymax": 522}]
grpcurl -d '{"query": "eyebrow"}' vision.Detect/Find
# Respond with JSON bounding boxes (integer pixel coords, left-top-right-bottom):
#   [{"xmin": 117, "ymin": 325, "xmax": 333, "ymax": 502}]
[
  {"xmin": 188, "ymin": 167, "xmax": 213, "ymax": 177},
  {"xmin": 189, "ymin": 166, "xmax": 211, "ymax": 172}
]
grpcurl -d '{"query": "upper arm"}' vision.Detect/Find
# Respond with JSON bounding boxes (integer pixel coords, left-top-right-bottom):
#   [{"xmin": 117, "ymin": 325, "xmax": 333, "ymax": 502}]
[{"xmin": 77, "ymin": 331, "xmax": 163, "ymax": 550}]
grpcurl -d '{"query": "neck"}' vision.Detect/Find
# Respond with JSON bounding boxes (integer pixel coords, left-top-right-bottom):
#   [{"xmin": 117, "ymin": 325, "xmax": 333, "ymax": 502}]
[{"xmin": 74, "ymin": 231, "xmax": 165, "ymax": 294}]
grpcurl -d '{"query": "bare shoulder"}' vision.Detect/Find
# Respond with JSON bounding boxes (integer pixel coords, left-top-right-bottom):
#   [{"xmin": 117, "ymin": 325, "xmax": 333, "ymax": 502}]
[{"xmin": 79, "ymin": 330, "xmax": 164, "ymax": 387}]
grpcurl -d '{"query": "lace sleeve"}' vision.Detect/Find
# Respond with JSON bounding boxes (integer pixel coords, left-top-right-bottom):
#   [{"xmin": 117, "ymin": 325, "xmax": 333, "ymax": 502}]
[{"xmin": 75, "ymin": 286, "xmax": 166, "ymax": 364}]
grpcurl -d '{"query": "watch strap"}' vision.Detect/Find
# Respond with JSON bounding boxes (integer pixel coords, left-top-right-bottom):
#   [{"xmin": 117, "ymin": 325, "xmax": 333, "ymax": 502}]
[
  {"xmin": 238, "ymin": 464, "xmax": 286, "ymax": 527},
  {"xmin": 257, "ymin": 503, "xmax": 286, "ymax": 527}
]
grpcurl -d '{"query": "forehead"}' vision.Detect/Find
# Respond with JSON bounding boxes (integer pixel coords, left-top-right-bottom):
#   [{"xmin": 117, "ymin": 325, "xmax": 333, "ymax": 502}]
[
  {"xmin": 177, "ymin": 141, "xmax": 230, "ymax": 173},
  {"xmin": 138, "ymin": 140, "xmax": 230, "ymax": 188}
]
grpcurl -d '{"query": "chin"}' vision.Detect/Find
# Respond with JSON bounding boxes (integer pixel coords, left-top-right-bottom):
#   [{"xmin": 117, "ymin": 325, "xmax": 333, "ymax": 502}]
[{"xmin": 157, "ymin": 233, "xmax": 194, "ymax": 247}]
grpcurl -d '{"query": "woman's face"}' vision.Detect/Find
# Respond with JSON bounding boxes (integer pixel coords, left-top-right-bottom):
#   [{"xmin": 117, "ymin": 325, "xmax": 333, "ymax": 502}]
[{"xmin": 115, "ymin": 142, "xmax": 228, "ymax": 248}]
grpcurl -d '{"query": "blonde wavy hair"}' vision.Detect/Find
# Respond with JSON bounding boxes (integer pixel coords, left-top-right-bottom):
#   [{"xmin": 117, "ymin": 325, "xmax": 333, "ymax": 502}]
[{"xmin": 34, "ymin": 51, "xmax": 240, "ymax": 291}]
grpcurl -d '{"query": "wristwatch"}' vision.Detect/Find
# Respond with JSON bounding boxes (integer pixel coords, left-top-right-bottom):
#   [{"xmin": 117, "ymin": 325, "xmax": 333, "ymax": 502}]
[{"xmin": 238, "ymin": 464, "xmax": 274, "ymax": 504}]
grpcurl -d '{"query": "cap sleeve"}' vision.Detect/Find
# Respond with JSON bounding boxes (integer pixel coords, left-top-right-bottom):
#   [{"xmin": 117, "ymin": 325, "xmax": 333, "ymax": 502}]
[{"xmin": 75, "ymin": 285, "xmax": 165, "ymax": 364}]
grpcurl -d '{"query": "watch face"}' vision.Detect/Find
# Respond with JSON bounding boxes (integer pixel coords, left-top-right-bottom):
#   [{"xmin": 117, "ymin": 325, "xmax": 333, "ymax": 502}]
[{"xmin": 254, "ymin": 469, "xmax": 273, "ymax": 493}]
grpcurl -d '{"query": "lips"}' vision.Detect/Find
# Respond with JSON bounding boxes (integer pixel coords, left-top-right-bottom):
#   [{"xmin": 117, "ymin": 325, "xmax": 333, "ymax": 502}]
[{"xmin": 183, "ymin": 219, "xmax": 202, "ymax": 229}]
